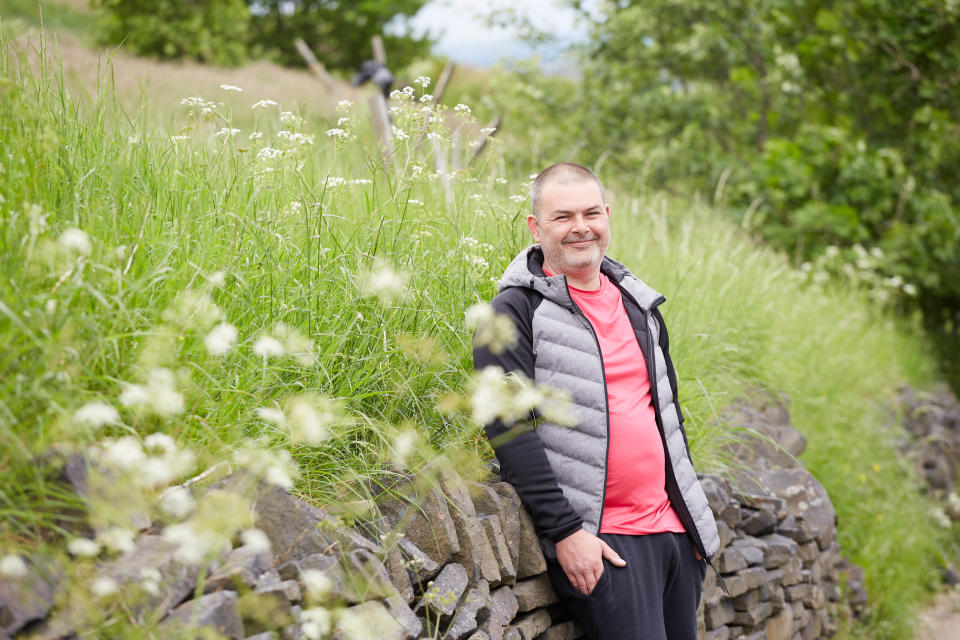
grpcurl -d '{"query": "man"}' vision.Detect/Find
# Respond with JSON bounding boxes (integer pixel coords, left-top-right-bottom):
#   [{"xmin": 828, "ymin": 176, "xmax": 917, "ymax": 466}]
[{"xmin": 473, "ymin": 163, "xmax": 720, "ymax": 640}]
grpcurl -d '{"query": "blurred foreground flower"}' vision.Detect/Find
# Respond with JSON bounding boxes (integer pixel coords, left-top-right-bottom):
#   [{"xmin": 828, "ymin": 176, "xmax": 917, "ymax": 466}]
[
  {"xmin": 283, "ymin": 393, "xmax": 350, "ymax": 444},
  {"xmin": 73, "ymin": 401, "xmax": 119, "ymax": 429},
  {"xmin": 465, "ymin": 303, "xmax": 516, "ymax": 354},
  {"xmin": 469, "ymin": 366, "xmax": 576, "ymax": 432},
  {"xmin": 0, "ymin": 555, "xmax": 27, "ymax": 579},
  {"xmin": 120, "ymin": 368, "xmax": 185, "ymax": 417},
  {"xmin": 204, "ymin": 322, "xmax": 238, "ymax": 357},
  {"xmin": 58, "ymin": 228, "xmax": 91, "ymax": 256},
  {"xmin": 359, "ymin": 260, "xmax": 408, "ymax": 306}
]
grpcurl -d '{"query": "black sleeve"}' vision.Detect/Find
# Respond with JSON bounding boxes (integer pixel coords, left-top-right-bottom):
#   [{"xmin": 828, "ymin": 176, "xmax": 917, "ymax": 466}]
[
  {"xmin": 473, "ymin": 288, "xmax": 583, "ymax": 543},
  {"xmin": 653, "ymin": 307, "xmax": 693, "ymax": 461}
]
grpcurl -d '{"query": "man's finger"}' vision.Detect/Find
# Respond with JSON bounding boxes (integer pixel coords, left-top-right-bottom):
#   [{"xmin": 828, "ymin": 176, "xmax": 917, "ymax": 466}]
[{"xmin": 600, "ymin": 541, "xmax": 626, "ymax": 567}]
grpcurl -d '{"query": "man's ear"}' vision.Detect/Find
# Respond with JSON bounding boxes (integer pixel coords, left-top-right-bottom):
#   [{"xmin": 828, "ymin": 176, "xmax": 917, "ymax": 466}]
[
  {"xmin": 526, "ymin": 214, "xmax": 541, "ymax": 242},
  {"xmin": 605, "ymin": 204, "xmax": 611, "ymax": 217}
]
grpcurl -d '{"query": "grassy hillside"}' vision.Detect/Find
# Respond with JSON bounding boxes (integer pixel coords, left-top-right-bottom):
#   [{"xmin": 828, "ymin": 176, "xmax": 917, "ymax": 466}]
[{"xmin": 0, "ymin": 29, "xmax": 952, "ymax": 639}]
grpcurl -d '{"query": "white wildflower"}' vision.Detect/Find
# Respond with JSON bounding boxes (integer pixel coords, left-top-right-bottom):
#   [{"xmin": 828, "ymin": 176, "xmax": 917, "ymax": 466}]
[
  {"xmin": 407, "ymin": 199, "xmax": 424, "ymax": 206},
  {"xmin": 26, "ymin": 203, "xmax": 48, "ymax": 236},
  {"xmin": 91, "ymin": 576, "xmax": 118, "ymax": 598},
  {"xmin": 163, "ymin": 288, "xmax": 223, "ymax": 329},
  {"xmin": 215, "ymin": 128, "xmax": 241, "ymax": 138},
  {"xmin": 98, "ymin": 527, "xmax": 136, "ymax": 554},
  {"xmin": 171, "ymin": 135, "xmax": 190, "ymax": 142},
  {"xmin": 349, "ymin": 178, "xmax": 372, "ymax": 185},
  {"xmin": 277, "ymin": 130, "xmax": 314, "ymax": 145},
  {"xmin": 301, "ymin": 607, "xmax": 332, "ymax": 639},
  {"xmin": 208, "ymin": 270, "xmax": 227, "ymax": 287},
  {"xmin": 392, "ymin": 430, "xmax": 417, "ymax": 467},
  {"xmin": 74, "ymin": 401, "xmax": 119, "ymax": 429},
  {"xmin": 119, "ymin": 383, "xmax": 150, "ymax": 407},
  {"xmin": 255, "ymin": 406, "xmax": 287, "ymax": 427},
  {"xmin": 67, "ymin": 538, "xmax": 100, "ymax": 557},
  {"xmin": 101, "ymin": 436, "xmax": 147, "ymax": 471},
  {"xmin": 466, "ymin": 254, "xmax": 489, "ymax": 270},
  {"xmin": 495, "ymin": 177, "xmax": 508, "ymax": 184},
  {"xmin": 118, "ymin": 369, "xmax": 184, "ymax": 416},
  {"xmin": 162, "ymin": 523, "xmax": 209, "ymax": 565},
  {"xmin": 410, "ymin": 164, "xmax": 424, "ymax": 176},
  {"xmin": 419, "ymin": 94, "xmax": 434, "ymax": 104},
  {"xmin": 252, "ymin": 99, "xmax": 278, "ymax": 109},
  {"xmin": 253, "ymin": 335, "xmax": 285, "ymax": 358},
  {"xmin": 481, "ymin": 127, "xmax": 497, "ymax": 135},
  {"xmin": 510, "ymin": 194, "xmax": 526, "ymax": 203},
  {"xmin": 140, "ymin": 567, "xmax": 161, "ymax": 596},
  {"xmin": 903, "ymin": 283, "xmax": 918, "ymax": 296},
  {"xmin": 359, "ymin": 261, "xmax": 408, "ymax": 306},
  {"xmin": 302, "ymin": 569, "xmax": 333, "ymax": 598},
  {"xmin": 159, "ymin": 486, "xmax": 195, "ymax": 519},
  {"xmin": 0, "ymin": 555, "xmax": 28, "ymax": 578},
  {"xmin": 388, "ymin": 105, "xmax": 402, "ymax": 116},
  {"xmin": 204, "ymin": 322, "xmax": 238, "ymax": 357},
  {"xmin": 454, "ymin": 103, "xmax": 472, "ymax": 114},
  {"xmin": 323, "ymin": 176, "xmax": 345, "ymax": 188},
  {"xmin": 127, "ymin": 134, "xmax": 140, "ymax": 145},
  {"xmin": 265, "ymin": 464, "xmax": 294, "ymax": 489},
  {"xmin": 240, "ymin": 528, "xmax": 271, "ymax": 553},
  {"xmin": 392, "ymin": 126, "xmax": 410, "ymax": 141},
  {"xmin": 256, "ymin": 146, "xmax": 283, "ymax": 162},
  {"xmin": 325, "ymin": 128, "xmax": 348, "ymax": 139},
  {"xmin": 466, "ymin": 303, "xmax": 517, "ymax": 354},
  {"xmin": 336, "ymin": 99, "xmax": 352, "ymax": 112},
  {"xmin": 426, "ymin": 132, "xmax": 445, "ymax": 144},
  {"xmin": 284, "ymin": 394, "xmax": 343, "ymax": 444},
  {"xmin": 249, "ymin": 131, "xmax": 264, "ymax": 140},
  {"xmin": 414, "ymin": 76, "xmax": 431, "ymax": 88},
  {"xmin": 59, "ymin": 228, "xmax": 92, "ymax": 255},
  {"xmin": 337, "ymin": 117, "xmax": 350, "ymax": 127},
  {"xmin": 219, "ymin": 84, "xmax": 243, "ymax": 92}
]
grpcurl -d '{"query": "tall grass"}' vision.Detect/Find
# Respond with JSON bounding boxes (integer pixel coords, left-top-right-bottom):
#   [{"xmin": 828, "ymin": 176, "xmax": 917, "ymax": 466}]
[{"xmin": 0, "ymin": 32, "xmax": 951, "ymax": 639}]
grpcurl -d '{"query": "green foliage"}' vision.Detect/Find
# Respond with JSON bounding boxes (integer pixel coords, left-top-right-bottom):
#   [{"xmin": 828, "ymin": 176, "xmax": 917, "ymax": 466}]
[
  {"xmin": 248, "ymin": 0, "xmax": 431, "ymax": 71},
  {"xmin": 575, "ymin": 0, "xmax": 960, "ymax": 327},
  {"xmin": 93, "ymin": 0, "xmax": 251, "ymax": 65}
]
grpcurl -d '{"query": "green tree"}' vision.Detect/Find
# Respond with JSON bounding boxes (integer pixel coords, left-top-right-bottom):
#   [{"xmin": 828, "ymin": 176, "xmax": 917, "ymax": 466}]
[{"xmin": 248, "ymin": 0, "xmax": 431, "ymax": 72}]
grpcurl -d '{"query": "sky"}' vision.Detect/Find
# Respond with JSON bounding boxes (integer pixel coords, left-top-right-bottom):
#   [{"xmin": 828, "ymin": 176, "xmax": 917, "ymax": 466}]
[{"xmin": 403, "ymin": 0, "xmax": 597, "ymax": 70}]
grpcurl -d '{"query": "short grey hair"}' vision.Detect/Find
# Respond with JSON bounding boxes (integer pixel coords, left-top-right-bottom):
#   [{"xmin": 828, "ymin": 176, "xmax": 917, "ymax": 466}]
[{"xmin": 530, "ymin": 162, "xmax": 605, "ymax": 219}]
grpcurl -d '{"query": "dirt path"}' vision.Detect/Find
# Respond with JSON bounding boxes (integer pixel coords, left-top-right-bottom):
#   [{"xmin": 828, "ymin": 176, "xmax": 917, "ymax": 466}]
[{"xmin": 914, "ymin": 589, "xmax": 960, "ymax": 640}]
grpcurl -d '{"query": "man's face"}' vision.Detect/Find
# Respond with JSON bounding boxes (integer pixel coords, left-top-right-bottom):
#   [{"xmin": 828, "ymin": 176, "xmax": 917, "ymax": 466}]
[{"xmin": 527, "ymin": 179, "xmax": 611, "ymax": 277}]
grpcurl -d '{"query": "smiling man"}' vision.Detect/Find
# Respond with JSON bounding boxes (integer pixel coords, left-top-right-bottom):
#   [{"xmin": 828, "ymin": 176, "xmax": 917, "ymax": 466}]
[{"xmin": 473, "ymin": 163, "xmax": 720, "ymax": 639}]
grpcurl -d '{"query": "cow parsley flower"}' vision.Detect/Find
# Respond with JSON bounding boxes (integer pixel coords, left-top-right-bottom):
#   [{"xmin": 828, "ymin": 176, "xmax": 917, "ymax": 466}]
[
  {"xmin": 454, "ymin": 103, "xmax": 472, "ymax": 114},
  {"xmin": 252, "ymin": 99, "xmax": 278, "ymax": 109},
  {"xmin": 255, "ymin": 406, "xmax": 287, "ymax": 427},
  {"xmin": 67, "ymin": 538, "xmax": 101, "ymax": 557},
  {"xmin": 359, "ymin": 261, "xmax": 408, "ymax": 306},
  {"xmin": 336, "ymin": 99, "xmax": 352, "ymax": 112},
  {"xmin": 74, "ymin": 401, "xmax": 119, "ymax": 429},
  {"xmin": 0, "ymin": 555, "xmax": 28, "ymax": 578},
  {"xmin": 301, "ymin": 607, "xmax": 332, "ymax": 639},
  {"xmin": 219, "ymin": 84, "xmax": 243, "ymax": 92},
  {"xmin": 414, "ymin": 76, "xmax": 431, "ymax": 88},
  {"xmin": 326, "ymin": 128, "xmax": 348, "ymax": 139},
  {"xmin": 204, "ymin": 322, "xmax": 238, "ymax": 356},
  {"xmin": 91, "ymin": 576, "xmax": 118, "ymax": 598},
  {"xmin": 98, "ymin": 527, "xmax": 136, "ymax": 554},
  {"xmin": 240, "ymin": 528, "xmax": 271, "ymax": 553},
  {"xmin": 160, "ymin": 486, "xmax": 196, "ymax": 520},
  {"xmin": 59, "ymin": 228, "xmax": 92, "ymax": 255},
  {"xmin": 465, "ymin": 303, "xmax": 517, "ymax": 354},
  {"xmin": 215, "ymin": 128, "xmax": 241, "ymax": 138},
  {"xmin": 253, "ymin": 335, "xmax": 285, "ymax": 358}
]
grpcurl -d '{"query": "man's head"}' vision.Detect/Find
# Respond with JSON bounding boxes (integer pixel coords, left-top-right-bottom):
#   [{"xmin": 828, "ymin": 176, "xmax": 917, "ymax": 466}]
[{"xmin": 527, "ymin": 163, "xmax": 610, "ymax": 286}]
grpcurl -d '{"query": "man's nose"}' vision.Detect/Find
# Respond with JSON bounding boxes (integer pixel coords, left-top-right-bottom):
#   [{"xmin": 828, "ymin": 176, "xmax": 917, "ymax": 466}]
[{"xmin": 572, "ymin": 214, "xmax": 589, "ymax": 234}]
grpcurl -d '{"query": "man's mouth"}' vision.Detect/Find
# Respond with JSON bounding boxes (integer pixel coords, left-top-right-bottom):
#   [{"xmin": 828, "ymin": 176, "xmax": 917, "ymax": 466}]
[{"xmin": 564, "ymin": 237, "xmax": 597, "ymax": 247}]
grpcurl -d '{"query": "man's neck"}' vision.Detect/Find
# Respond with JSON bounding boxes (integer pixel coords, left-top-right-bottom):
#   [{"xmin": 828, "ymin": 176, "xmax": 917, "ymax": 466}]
[{"xmin": 542, "ymin": 259, "xmax": 602, "ymax": 291}]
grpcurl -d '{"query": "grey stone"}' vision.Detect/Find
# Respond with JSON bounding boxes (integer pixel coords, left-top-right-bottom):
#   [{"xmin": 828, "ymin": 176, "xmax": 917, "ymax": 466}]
[
  {"xmin": 738, "ymin": 632, "xmax": 767, "ymax": 640},
  {"xmin": 205, "ymin": 544, "xmax": 274, "ymax": 593},
  {"xmin": 343, "ymin": 548, "xmax": 395, "ymax": 602},
  {"xmin": 381, "ymin": 488, "xmax": 461, "ymax": 567},
  {"xmin": 780, "ymin": 557, "xmax": 803, "ymax": 586},
  {"xmin": 770, "ymin": 585, "xmax": 786, "ymax": 613},
  {"xmin": 445, "ymin": 581, "xmax": 491, "ymax": 639},
  {"xmin": 717, "ymin": 521, "xmax": 735, "ymax": 550},
  {"xmin": 472, "ymin": 484, "xmax": 521, "ymax": 571},
  {"xmin": 385, "ymin": 594, "xmax": 424, "ymax": 639},
  {"xmin": 796, "ymin": 542, "xmax": 818, "ymax": 566},
  {"xmin": 536, "ymin": 621, "xmax": 579, "ymax": 640},
  {"xmin": 250, "ymin": 483, "xmax": 335, "ymax": 565},
  {"xmin": 439, "ymin": 469, "xmax": 501, "ymax": 584},
  {"xmin": 0, "ymin": 556, "xmax": 57, "ymax": 636},
  {"xmin": 700, "ymin": 475, "xmax": 742, "ymax": 528},
  {"xmin": 703, "ymin": 626, "xmax": 731, "ymax": 640},
  {"xmin": 256, "ymin": 568, "xmax": 282, "ymax": 589},
  {"xmin": 732, "ymin": 601, "xmax": 773, "ymax": 627},
  {"xmin": 511, "ymin": 575, "xmax": 558, "ymax": 613},
  {"xmin": 503, "ymin": 628, "xmax": 522, "ymax": 640},
  {"xmin": 489, "ymin": 586, "xmax": 520, "ymax": 627},
  {"xmin": 732, "ymin": 588, "xmax": 762, "ymax": 612},
  {"xmin": 245, "ymin": 633, "xmax": 279, "ymax": 640},
  {"xmin": 702, "ymin": 567, "xmax": 726, "ymax": 608},
  {"xmin": 784, "ymin": 584, "xmax": 811, "ymax": 603},
  {"xmin": 511, "ymin": 609, "xmax": 551, "ymax": 640},
  {"xmin": 162, "ymin": 591, "xmax": 244, "ymax": 639},
  {"xmin": 717, "ymin": 547, "xmax": 748, "ymax": 574},
  {"xmin": 705, "ymin": 601, "xmax": 735, "ymax": 629},
  {"xmin": 494, "ymin": 483, "xmax": 546, "ymax": 578},
  {"xmin": 466, "ymin": 632, "xmax": 491, "ymax": 640},
  {"xmin": 257, "ymin": 579, "xmax": 301, "ymax": 603},
  {"xmin": 800, "ymin": 606, "xmax": 821, "ymax": 640},
  {"xmin": 385, "ymin": 544, "xmax": 415, "ymax": 603},
  {"xmin": 730, "ymin": 539, "xmax": 766, "ymax": 567},
  {"xmin": 480, "ymin": 515, "xmax": 518, "ymax": 585},
  {"xmin": 332, "ymin": 600, "xmax": 409, "ymax": 640},
  {"xmin": 741, "ymin": 506, "xmax": 779, "ymax": 537},
  {"xmin": 239, "ymin": 585, "xmax": 295, "ymax": 634},
  {"xmin": 397, "ymin": 537, "xmax": 442, "ymax": 584},
  {"xmin": 417, "ymin": 563, "xmax": 470, "ymax": 618},
  {"xmin": 101, "ymin": 534, "xmax": 198, "ymax": 619},
  {"xmin": 760, "ymin": 534, "xmax": 798, "ymax": 569},
  {"xmin": 723, "ymin": 567, "xmax": 766, "ymax": 598}
]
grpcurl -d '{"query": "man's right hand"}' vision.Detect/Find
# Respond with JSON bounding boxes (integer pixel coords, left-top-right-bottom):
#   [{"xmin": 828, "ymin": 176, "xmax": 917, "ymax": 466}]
[{"xmin": 555, "ymin": 528, "xmax": 626, "ymax": 596}]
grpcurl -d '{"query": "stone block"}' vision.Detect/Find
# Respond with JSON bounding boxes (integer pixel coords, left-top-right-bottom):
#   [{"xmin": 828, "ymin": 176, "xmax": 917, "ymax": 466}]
[
  {"xmin": 251, "ymin": 483, "xmax": 336, "ymax": 565},
  {"xmin": 101, "ymin": 534, "xmax": 198, "ymax": 619},
  {"xmin": 784, "ymin": 584, "xmax": 811, "ymax": 603},
  {"xmin": 705, "ymin": 601, "xmax": 735, "ymax": 629},
  {"xmin": 162, "ymin": 591, "xmax": 244, "ymax": 640},
  {"xmin": 381, "ymin": 488, "xmax": 461, "ymax": 567},
  {"xmin": 489, "ymin": 586, "xmax": 520, "ymax": 629},
  {"xmin": 730, "ymin": 539, "xmax": 766, "ymax": 566},
  {"xmin": 535, "ymin": 621, "xmax": 578, "ymax": 640},
  {"xmin": 494, "ymin": 483, "xmax": 546, "ymax": 579},
  {"xmin": 438, "ymin": 470, "xmax": 501, "ymax": 584},
  {"xmin": 511, "ymin": 575, "xmax": 559, "ymax": 613},
  {"xmin": 333, "ymin": 600, "xmax": 410, "ymax": 640},
  {"xmin": 723, "ymin": 567, "xmax": 766, "ymax": 598},
  {"xmin": 717, "ymin": 547, "xmax": 748, "ymax": 574},
  {"xmin": 385, "ymin": 544, "xmax": 415, "ymax": 603},
  {"xmin": 764, "ymin": 608, "xmax": 793, "ymax": 640},
  {"xmin": 770, "ymin": 585, "xmax": 786, "ymax": 613},
  {"xmin": 800, "ymin": 607, "xmax": 821, "ymax": 640},
  {"xmin": 703, "ymin": 626, "xmax": 730, "ymax": 640},
  {"xmin": 205, "ymin": 544, "xmax": 273, "ymax": 593},
  {"xmin": 481, "ymin": 514, "xmax": 518, "ymax": 585},
  {"xmin": 445, "ymin": 581, "xmax": 491, "ymax": 640},
  {"xmin": 796, "ymin": 542, "xmax": 818, "ymax": 567},
  {"xmin": 0, "ymin": 555, "xmax": 58, "ymax": 637},
  {"xmin": 385, "ymin": 594, "xmax": 424, "ymax": 639},
  {"xmin": 511, "ymin": 609, "xmax": 551, "ymax": 640},
  {"xmin": 717, "ymin": 520, "xmax": 735, "ymax": 550},
  {"xmin": 780, "ymin": 557, "xmax": 803, "ymax": 586},
  {"xmin": 741, "ymin": 506, "xmax": 779, "ymax": 536},
  {"xmin": 732, "ymin": 588, "xmax": 762, "ymax": 612},
  {"xmin": 417, "ymin": 563, "xmax": 470, "ymax": 618},
  {"xmin": 759, "ymin": 534, "xmax": 798, "ymax": 569},
  {"xmin": 397, "ymin": 537, "xmax": 442, "ymax": 584},
  {"xmin": 473, "ymin": 483, "xmax": 522, "ymax": 572},
  {"xmin": 732, "ymin": 601, "xmax": 772, "ymax": 627},
  {"xmin": 738, "ymin": 632, "xmax": 767, "ymax": 640},
  {"xmin": 239, "ymin": 586, "xmax": 295, "ymax": 634}
]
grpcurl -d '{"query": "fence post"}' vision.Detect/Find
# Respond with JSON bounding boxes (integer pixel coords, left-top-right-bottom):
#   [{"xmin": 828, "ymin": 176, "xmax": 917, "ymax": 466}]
[
  {"xmin": 470, "ymin": 114, "xmax": 503, "ymax": 163},
  {"xmin": 293, "ymin": 38, "xmax": 341, "ymax": 98}
]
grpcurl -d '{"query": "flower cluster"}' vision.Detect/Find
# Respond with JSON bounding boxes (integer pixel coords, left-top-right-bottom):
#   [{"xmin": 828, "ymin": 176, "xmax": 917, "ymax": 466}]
[{"xmin": 358, "ymin": 260, "xmax": 408, "ymax": 306}]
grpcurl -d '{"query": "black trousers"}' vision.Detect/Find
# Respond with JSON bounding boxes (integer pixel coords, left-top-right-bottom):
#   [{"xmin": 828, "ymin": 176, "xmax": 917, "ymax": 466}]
[{"xmin": 545, "ymin": 532, "xmax": 706, "ymax": 640}]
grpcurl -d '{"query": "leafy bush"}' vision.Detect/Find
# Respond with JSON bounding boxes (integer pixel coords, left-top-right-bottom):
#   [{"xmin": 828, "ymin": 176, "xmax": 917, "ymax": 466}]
[{"xmin": 93, "ymin": 0, "xmax": 250, "ymax": 66}]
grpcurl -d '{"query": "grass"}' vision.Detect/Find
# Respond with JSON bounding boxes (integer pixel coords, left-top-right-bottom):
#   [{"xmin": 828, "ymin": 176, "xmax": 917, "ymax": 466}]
[{"xmin": 0, "ymin": 29, "xmax": 954, "ymax": 639}]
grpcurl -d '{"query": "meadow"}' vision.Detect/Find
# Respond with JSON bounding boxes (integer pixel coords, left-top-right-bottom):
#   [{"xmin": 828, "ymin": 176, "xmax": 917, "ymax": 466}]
[{"xmin": 0, "ymin": 25, "xmax": 954, "ymax": 639}]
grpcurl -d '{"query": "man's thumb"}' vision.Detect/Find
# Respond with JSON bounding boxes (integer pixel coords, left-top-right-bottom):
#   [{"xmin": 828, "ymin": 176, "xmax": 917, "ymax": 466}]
[{"xmin": 600, "ymin": 541, "xmax": 626, "ymax": 567}]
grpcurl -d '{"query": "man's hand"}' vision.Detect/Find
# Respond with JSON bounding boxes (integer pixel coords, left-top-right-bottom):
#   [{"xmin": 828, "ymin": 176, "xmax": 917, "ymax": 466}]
[{"xmin": 555, "ymin": 529, "xmax": 626, "ymax": 596}]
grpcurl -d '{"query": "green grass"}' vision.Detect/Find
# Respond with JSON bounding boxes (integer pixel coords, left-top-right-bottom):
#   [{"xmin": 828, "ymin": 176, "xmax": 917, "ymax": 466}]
[
  {"xmin": 0, "ymin": 31, "xmax": 953, "ymax": 639},
  {"xmin": 2, "ymin": 0, "xmax": 99, "ymax": 36}
]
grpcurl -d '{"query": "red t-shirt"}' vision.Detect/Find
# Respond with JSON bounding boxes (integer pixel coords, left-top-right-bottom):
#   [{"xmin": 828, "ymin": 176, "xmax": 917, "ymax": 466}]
[{"xmin": 554, "ymin": 271, "xmax": 686, "ymax": 535}]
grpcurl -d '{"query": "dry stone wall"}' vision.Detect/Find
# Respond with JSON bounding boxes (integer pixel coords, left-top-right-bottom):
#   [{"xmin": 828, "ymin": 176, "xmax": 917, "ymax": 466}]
[{"xmin": 1, "ymin": 395, "xmax": 871, "ymax": 640}]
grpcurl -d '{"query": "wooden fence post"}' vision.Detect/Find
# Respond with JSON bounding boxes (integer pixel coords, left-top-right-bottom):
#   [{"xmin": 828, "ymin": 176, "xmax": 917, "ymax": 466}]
[
  {"xmin": 470, "ymin": 114, "xmax": 503, "ymax": 163},
  {"xmin": 432, "ymin": 61, "xmax": 456, "ymax": 106},
  {"xmin": 293, "ymin": 38, "xmax": 341, "ymax": 98},
  {"xmin": 369, "ymin": 95, "xmax": 394, "ymax": 167}
]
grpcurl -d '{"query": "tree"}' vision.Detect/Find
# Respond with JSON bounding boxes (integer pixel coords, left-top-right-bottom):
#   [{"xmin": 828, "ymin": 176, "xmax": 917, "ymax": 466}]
[{"xmin": 248, "ymin": 0, "xmax": 431, "ymax": 72}]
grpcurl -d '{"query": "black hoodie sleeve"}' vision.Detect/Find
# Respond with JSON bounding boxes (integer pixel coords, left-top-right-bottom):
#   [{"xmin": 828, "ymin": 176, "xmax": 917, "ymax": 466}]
[{"xmin": 473, "ymin": 287, "xmax": 583, "ymax": 544}]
